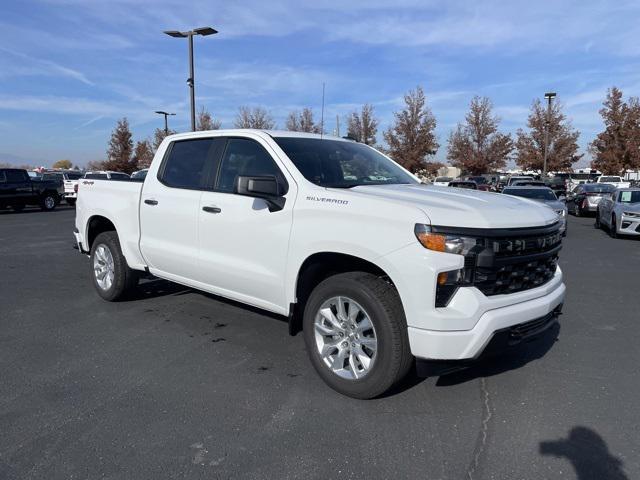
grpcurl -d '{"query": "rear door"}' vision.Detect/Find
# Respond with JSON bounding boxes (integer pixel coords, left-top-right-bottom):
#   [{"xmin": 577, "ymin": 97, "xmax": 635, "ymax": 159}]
[
  {"xmin": 5, "ymin": 170, "xmax": 34, "ymax": 203},
  {"xmin": 139, "ymin": 137, "xmax": 225, "ymax": 280},
  {"xmin": 196, "ymin": 136, "xmax": 295, "ymax": 312}
]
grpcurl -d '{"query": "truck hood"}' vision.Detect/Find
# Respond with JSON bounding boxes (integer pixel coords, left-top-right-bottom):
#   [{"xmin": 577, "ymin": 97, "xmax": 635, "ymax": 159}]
[{"xmin": 347, "ymin": 184, "xmax": 560, "ymax": 229}]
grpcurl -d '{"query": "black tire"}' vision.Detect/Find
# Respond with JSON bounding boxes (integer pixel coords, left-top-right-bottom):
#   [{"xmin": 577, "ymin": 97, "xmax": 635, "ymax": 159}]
[
  {"xmin": 302, "ymin": 272, "xmax": 412, "ymax": 399},
  {"xmin": 66, "ymin": 198, "xmax": 76, "ymax": 207},
  {"xmin": 90, "ymin": 231, "xmax": 139, "ymax": 301},
  {"xmin": 594, "ymin": 210, "xmax": 601, "ymax": 229},
  {"xmin": 40, "ymin": 192, "xmax": 57, "ymax": 211},
  {"xmin": 574, "ymin": 202, "xmax": 581, "ymax": 217},
  {"xmin": 610, "ymin": 214, "xmax": 618, "ymax": 239},
  {"xmin": 12, "ymin": 204, "xmax": 25, "ymax": 212}
]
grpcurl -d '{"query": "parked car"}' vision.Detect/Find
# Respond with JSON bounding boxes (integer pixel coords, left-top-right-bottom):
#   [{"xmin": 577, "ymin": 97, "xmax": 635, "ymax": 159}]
[
  {"xmin": 130, "ymin": 169, "xmax": 148, "ymax": 181},
  {"xmin": 74, "ymin": 130, "xmax": 565, "ymax": 399},
  {"xmin": 448, "ymin": 180, "xmax": 477, "ymax": 189},
  {"xmin": 545, "ymin": 177, "xmax": 567, "ymax": 197},
  {"xmin": 566, "ymin": 183, "xmax": 616, "ymax": 216},
  {"xmin": 502, "ymin": 186, "xmax": 567, "ymax": 235},
  {"xmin": 595, "ymin": 188, "xmax": 640, "ymax": 238},
  {"xmin": 42, "ymin": 170, "xmax": 83, "ymax": 206},
  {"xmin": 507, "ymin": 175, "xmax": 535, "ymax": 186},
  {"xmin": 433, "ymin": 176, "xmax": 453, "ymax": 186},
  {"xmin": 84, "ymin": 171, "xmax": 131, "ymax": 181},
  {"xmin": 0, "ymin": 168, "xmax": 60, "ymax": 211},
  {"xmin": 465, "ymin": 176, "xmax": 492, "ymax": 191},
  {"xmin": 595, "ymin": 175, "xmax": 631, "ymax": 189}
]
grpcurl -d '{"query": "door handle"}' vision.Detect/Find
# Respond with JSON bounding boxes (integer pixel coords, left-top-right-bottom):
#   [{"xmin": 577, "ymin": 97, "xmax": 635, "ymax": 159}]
[
  {"xmin": 202, "ymin": 206, "xmax": 222, "ymax": 214},
  {"xmin": 144, "ymin": 199, "xmax": 158, "ymax": 206}
]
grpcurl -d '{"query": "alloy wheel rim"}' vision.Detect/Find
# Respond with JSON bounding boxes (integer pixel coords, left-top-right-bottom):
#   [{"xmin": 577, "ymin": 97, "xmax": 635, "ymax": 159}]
[
  {"xmin": 45, "ymin": 196, "xmax": 55, "ymax": 209},
  {"xmin": 93, "ymin": 244, "xmax": 115, "ymax": 290},
  {"xmin": 313, "ymin": 296, "xmax": 377, "ymax": 380}
]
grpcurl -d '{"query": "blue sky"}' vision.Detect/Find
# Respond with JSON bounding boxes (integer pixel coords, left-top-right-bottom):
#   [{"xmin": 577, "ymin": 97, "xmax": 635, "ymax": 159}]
[{"xmin": 1, "ymin": 0, "xmax": 639, "ymax": 168}]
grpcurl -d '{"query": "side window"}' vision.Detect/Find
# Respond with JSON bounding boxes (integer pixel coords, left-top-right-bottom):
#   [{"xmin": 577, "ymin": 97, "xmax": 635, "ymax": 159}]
[
  {"xmin": 0, "ymin": 171, "xmax": 6, "ymax": 182},
  {"xmin": 160, "ymin": 138, "xmax": 221, "ymax": 190},
  {"xmin": 5, "ymin": 170, "xmax": 27, "ymax": 182},
  {"xmin": 216, "ymin": 138, "xmax": 284, "ymax": 193}
]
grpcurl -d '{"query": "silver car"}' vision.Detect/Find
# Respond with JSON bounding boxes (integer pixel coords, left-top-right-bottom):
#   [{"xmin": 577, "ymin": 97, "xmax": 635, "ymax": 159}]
[
  {"xmin": 502, "ymin": 186, "xmax": 568, "ymax": 236},
  {"xmin": 595, "ymin": 188, "xmax": 640, "ymax": 238}
]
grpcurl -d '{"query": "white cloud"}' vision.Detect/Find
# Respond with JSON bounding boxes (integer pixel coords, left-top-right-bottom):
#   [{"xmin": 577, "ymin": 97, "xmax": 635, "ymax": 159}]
[{"xmin": 0, "ymin": 47, "xmax": 94, "ymax": 85}]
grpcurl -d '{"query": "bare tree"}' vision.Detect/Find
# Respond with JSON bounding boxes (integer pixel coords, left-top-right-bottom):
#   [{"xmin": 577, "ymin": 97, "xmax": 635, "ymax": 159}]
[
  {"xmin": 383, "ymin": 86, "xmax": 439, "ymax": 172},
  {"xmin": 133, "ymin": 140, "xmax": 154, "ymax": 169},
  {"xmin": 104, "ymin": 118, "xmax": 136, "ymax": 174},
  {"xmin": 346, "ymin": 104, "xmax": 379, "ymax": 145},
  {"xmin": 197, "ymin": 106, "xmax": 222, "ymax": 131},
  {"xmin": 515, "ymin": 99, "xmax": 582, "ymax": 172},
  {"xmin": 447, "ymin": 96, "xmax": 513, "ymax": 175},
  {"xmin": 286, "ymin": 107, "xmax": 321, "ymax": 133},
  {"xmin": 589, "ymin": 87, "xmax": 640, "ymax": 174},
  {"xmin": 234, "ymin": 106, "xmax": 276, "ymax": 129},
  {"xmin": 152, "ymin": 127, "xmax": 177, "ymax": 152},
  {"xmin": 86, "ymin": 160, "xmax": 107, "ymax": 171}
]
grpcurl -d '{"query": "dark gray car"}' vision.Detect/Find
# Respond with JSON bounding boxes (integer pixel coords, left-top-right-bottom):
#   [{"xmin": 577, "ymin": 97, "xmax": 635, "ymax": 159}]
[{"xmin": 502, "ymin": 186, "xmax": 568, "ymax": 235}]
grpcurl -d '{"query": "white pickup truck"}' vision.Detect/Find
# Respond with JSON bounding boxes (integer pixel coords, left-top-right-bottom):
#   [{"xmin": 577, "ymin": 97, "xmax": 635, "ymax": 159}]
[
  {"xmin": 596, "ymin": 175, "xmax": 631, "ymax": 189},
  {"xmin": 74, "ymin": 130, "xmax": 565, "ymax": 398}
]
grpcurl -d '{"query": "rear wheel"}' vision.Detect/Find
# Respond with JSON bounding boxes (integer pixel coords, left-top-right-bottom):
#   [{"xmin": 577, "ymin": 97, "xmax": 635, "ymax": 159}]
[
  {"xmin": 302, "ymin": 272, "xmax": 412, "ymax": 399},
  {"xmin": 574, "ymin": 202, "xmax": 582, "ymax": 217},
  {"xmin": 40, "ymin": 193, "xmax": 57, "ymax": 211},
  {"xmin": 90, "ymin": 231, "xmax": 139, "ymax": 301},
  {"xmin": 609, "ymin": 214, "xmax": 618, "ymax": 238}
]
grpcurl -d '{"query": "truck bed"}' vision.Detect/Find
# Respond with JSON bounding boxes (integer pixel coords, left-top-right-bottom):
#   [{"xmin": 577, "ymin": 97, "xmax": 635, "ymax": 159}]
[{"xmin": 75, "ymin": 179, "xmax": 146, "ymax": 269}]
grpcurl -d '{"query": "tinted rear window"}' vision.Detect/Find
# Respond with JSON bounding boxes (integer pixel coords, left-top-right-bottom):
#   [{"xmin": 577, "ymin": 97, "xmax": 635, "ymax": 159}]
[
  {"xmin": 5, "ymin": 170, "xmax": 27, "ymax": 182},
  {"xmin": 66, "ymin": 172, "xmax": 83, "ymax": 180},
  {"xmin": 85, "ymin": 173, "xmax": 108, "ymax": 179},
  {"xmin": 503, "ymin": 188, "xmax": 557, "ymax": 200},
  {"xmin": 160, "ymin": 138, "xmax": 222, "ymax": 190},
  {"xmin": 109, "ymin": 173, "xmax": 130, "ymax": 181},
  {"xmin": 584, "ymin": 184, "xmax": 615, "ymax": 193}
]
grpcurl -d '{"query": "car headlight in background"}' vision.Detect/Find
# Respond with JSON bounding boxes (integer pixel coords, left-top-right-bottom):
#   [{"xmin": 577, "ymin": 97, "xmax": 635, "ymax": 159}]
[{"xmin": 414, "ymin": 224, "xmax": 479, "ymax": 255}]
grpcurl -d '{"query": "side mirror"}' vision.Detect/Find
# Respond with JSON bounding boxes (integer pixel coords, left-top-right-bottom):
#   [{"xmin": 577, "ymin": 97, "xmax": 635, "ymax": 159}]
[{"xmin": 235, "ymin": 175, "xmax": 286, "ymax": 212}]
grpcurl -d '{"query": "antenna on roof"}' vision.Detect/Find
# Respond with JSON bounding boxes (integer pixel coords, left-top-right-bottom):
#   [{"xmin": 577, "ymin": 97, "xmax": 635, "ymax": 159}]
[{"xmin": 320, "ymin": 82, "xmax": 325, "ymax": 139}]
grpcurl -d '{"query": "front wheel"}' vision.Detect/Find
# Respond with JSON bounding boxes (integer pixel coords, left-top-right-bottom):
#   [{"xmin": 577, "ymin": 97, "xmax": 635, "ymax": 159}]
[
  {"xmin": 302, "ymin": 272, "xmax": 412, "ymax": 399},
  {"xmin": 90, "ymin": 231, "xmax": 139, "ymax": 301}
]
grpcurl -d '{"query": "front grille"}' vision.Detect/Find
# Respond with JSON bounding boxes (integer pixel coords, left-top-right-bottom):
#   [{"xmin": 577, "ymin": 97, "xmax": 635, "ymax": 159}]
[
  {"xmin": 474, "ymin": 254, "xmax": 559, "ymax": 296},
  {"xmin": 434, "ymin": 222, "xmax": 563, "ymax": 298}
]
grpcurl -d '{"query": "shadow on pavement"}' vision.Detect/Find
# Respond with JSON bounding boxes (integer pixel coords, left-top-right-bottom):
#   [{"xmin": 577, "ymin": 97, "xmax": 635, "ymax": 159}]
[
  {"xmin": 430, "ymin": 321, "xmax": 560, "ymax": 387},
  {"xmin": 0, "ymin": 205, "xmax": 75, "ymax": 215},
  {"xmin": 126, "ymin": 278, "xmax": 192, "ymax": 301},
  {"xmin": 540, "ymin": 426, "xmax": 629, "ymax": 480}
]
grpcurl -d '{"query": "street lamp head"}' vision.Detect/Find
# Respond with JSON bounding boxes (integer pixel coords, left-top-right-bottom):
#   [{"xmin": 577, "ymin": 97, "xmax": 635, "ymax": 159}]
[
  {"xmin": 155, "ymin": 110, "xmax": 168, "ymax": 115},
  {"xmin": 164, "ymin": 30, "xmax": 188, "ymax": 38},
  {"xmin": 544, "ymin": 92, "xmax": 557, "ymax": 99},
  {"xmin": 193, "ymin": 27, "xmax": 218, "ymax": 36}
]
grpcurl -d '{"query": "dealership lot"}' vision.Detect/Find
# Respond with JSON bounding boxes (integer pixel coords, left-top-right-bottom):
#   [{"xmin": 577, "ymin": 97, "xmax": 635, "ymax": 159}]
[{"xmin": 1, "ymin": 207, "xmax": 638, "ymax": 479}]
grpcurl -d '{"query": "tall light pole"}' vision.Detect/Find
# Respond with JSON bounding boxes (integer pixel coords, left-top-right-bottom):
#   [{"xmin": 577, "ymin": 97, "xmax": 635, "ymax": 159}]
[
  {"xmin": 155, "ymin": 111, "xmax": 176, "ymax": 135},
  {"xmin": 164, "ymin": 27, "xmax": 218, "ymax": 132},
  {"xmin": 543, "ymin": 92, "xmax": 556, "ymax": 177}
]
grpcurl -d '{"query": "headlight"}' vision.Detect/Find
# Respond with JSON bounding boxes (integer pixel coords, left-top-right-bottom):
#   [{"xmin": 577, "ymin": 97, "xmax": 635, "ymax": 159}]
[
  {"xmin": 622, "ymin": 211, "xmax": 640, "ymax": 218},
  {"xmin": 555, "ymin": 209, "xmax": 566, "ymax": 217},
  {"xmin": 414, "ymin": 224, "xmax": 479, "ymax": 255}
]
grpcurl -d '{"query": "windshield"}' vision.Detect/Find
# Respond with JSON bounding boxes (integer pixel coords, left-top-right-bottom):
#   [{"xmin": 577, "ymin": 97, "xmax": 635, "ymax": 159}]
[
  {"xmin": 584, "ymin": 184, "xmax": 616, "ymax": 193},
  {"xmin": 467, "ymin": 176, "xmax": 487, "ymax": 184},
  {"xmin": 619, "ymin": 191, "xmax": 640, "ymax": 203},
  {"xmin": 274, "ymin": 137, "xmax": 417, "ymax": 188},
  {"xmin": 504, "ymin": 188, "xmax": 557, "ymax": 200}
]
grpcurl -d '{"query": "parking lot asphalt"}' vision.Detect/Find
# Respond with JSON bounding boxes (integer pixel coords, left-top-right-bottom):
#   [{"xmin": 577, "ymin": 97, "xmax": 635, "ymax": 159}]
[{"xmin": 1, "ymin": 206, "xmax": 639, "ymax": 480}]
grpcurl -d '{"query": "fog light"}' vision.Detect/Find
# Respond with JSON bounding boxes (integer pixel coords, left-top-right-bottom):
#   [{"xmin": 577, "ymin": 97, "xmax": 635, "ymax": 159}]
[{"xmin": 435, "ymin": 269, "xmax": 464, "ymax": 307}]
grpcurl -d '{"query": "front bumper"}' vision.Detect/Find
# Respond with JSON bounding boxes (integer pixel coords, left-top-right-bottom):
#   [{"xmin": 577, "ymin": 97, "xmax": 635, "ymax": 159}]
[
  {"xmin": 407, "ymin": 278, "xmax": 566, "ymax": 360},
  {"xmin": 619, "ymin": 215, "xmax": 640, "ymax": 236}
]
